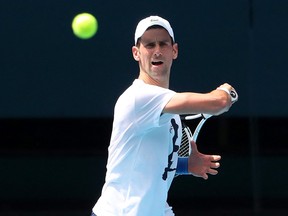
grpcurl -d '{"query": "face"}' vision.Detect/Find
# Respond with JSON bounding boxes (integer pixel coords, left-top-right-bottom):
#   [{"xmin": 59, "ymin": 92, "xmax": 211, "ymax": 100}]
[{"xmin": 132, "ymin": 28, "xmax": 178, "ymax": 84}]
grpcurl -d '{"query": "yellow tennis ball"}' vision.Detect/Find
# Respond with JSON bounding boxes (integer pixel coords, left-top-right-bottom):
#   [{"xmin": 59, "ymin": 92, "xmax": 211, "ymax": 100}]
[{"xmin": 72, "ymin": 13, "xmax": 98, "ymax": 39}]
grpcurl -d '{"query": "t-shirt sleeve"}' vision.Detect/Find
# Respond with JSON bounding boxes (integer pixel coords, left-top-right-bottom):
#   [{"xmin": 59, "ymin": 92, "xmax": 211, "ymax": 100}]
[{"xmin": 134, "ymin": 84, "xmax": 176, "ymax": 130}]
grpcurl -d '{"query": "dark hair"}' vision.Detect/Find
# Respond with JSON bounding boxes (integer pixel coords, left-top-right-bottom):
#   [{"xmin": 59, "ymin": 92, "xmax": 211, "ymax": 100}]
[{"xmin": 136, "ymin": 25, "xmax": 174, "ymax": 47}]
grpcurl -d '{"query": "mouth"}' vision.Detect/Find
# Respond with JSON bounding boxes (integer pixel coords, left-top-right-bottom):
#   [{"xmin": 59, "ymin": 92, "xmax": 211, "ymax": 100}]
[{"xmin": 152, "ymin": 61, "xmax": 163, "ymax": 66}]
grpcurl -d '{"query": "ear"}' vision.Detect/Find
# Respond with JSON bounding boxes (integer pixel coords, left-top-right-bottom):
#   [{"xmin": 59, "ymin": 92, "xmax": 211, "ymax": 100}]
[
  {"xmin": 172, "ymin": 43, "xmax": 178, "ymax": 60},
  {"xmin": 132, "ymin": 46, "xmax": 140, "ymax": 61}
]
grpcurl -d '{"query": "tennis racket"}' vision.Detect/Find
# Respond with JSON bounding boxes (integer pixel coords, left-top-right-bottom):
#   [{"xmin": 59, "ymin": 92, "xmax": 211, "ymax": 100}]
[
  {"xmin": 178, "ymin": 113, "xmax": 212, "ymax": 157},
  {"xmin": 178, "ymin": 88, "xmax": 238, "ymax": 157}
]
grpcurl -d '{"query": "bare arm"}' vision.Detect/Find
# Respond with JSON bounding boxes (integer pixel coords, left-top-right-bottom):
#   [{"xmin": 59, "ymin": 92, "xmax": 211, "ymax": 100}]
[{"xmin": 163, "ymin": 83, "xmax": 235, "ymax": 116}]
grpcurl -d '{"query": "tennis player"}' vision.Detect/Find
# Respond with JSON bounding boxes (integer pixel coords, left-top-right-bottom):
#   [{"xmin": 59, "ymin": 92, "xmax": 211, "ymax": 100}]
[{"xmin": 91, "ymin": 15, "xmax": 237, "ymax": 216}]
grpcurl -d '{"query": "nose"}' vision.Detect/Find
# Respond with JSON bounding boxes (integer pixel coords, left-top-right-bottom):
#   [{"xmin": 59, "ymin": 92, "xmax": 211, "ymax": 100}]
[
  {"xmin": 154, "ymin": 45, "xmax": 162, "ymax": 57},
  {"xmin": 154, "ymin": 52, "xmax": 161, "ymax": 57}
]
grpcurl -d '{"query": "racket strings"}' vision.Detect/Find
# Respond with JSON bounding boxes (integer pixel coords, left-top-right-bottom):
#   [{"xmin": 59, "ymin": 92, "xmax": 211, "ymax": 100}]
[{"xmin": 178, "ymin": 125, "xmax": 191, "ymax": 157}]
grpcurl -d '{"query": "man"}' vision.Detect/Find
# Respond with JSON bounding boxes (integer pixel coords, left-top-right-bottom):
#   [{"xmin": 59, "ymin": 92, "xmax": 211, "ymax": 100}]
[{"xmin": 92, "ymin": 15, "xmax": 237, "ymax": 216}]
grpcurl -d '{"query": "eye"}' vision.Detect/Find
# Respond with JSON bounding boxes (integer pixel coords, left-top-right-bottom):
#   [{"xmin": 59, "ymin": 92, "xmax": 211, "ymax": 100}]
[
  {"xmin": 159, "ymin": 41, "xmax": 170, "ymax": 48},
  {"xmin": 145, "ymin": 43, "xmax": 155, "ymax": 49}
]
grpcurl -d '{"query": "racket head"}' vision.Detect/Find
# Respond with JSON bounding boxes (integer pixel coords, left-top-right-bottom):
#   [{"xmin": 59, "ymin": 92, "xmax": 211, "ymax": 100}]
[
  {"xmin": 191, "ymin": 117, "xmax": 209, "ymax": 142},
  {"xmin": 179, "ymin": 114, "xmax": 211, "ymax": 157}
]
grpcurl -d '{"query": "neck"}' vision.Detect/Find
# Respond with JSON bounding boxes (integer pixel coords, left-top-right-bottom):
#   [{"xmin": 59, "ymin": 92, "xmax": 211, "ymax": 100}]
[{"xmin": 138, "ymin": 71, "xmax": 169, "ymax": 88}]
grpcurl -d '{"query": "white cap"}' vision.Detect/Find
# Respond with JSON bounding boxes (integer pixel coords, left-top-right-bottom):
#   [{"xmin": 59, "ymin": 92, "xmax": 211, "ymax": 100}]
[{"xmin": 134, "ymin": 16, "xmax": 175, "ymax": 45}]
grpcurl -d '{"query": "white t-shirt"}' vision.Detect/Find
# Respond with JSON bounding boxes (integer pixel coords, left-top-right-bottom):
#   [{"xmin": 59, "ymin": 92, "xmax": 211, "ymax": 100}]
[{"xmin": 93, "ymin": 79, "xmax": 182, "ymax": 216}]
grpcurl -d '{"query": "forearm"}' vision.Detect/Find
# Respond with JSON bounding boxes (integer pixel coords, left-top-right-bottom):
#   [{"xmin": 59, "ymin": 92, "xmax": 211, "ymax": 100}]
[{"xmin": 164, "ymin": 91, "xmax": 230, "ymax": 115}]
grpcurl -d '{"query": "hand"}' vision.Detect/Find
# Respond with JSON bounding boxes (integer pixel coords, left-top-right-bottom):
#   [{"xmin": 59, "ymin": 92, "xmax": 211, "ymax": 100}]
[
  {"xmin": 218, "ymin": 83, "xmax": 233, "ymax": 92},
  {"xmin": 188, "ymin": 141, "xmax": 221, "ymax": 180},
  {"xmin": 217, "ymin": 83, "xmax": 238, "ymax": 104}
]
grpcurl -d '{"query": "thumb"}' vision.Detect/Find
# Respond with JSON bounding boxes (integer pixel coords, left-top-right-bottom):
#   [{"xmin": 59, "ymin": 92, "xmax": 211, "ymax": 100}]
[{"xmin": 190, "ymin": 140, "xmax": 199, "ymax": 153}]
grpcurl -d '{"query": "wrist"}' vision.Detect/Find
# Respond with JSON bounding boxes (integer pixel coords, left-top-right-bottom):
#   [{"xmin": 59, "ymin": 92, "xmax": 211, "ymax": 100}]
[
  {"xmin": 216, "ymin": 87, "xmax": 230, "ymax": 95},
  {"xmin": 176, "ymin": 157, "xmax": 190, "ymax": 175}
]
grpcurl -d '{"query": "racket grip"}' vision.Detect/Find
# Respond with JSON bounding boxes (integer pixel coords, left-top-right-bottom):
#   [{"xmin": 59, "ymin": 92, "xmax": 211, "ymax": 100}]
[
  {"xmin": 217, "ymin": 87, "xmax": 238, "ymax": 103},
  {"xmin": 230, "ymin": 89, "xmax": 238, "ymax": 103}
]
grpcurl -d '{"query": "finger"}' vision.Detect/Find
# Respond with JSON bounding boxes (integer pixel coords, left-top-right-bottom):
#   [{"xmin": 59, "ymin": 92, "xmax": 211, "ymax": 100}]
[
  {"xmin": 208, "ymin": 169, "xmax": 218, "ymax": 176},
  {"xmin": 211, "ymin": 155, "xmax": 221, "ymax": 161},
  {"xmin": 202, "ymin": 173, "xmax": 208, "ymax": 180},
  {"xmin": 210, "ymin": 162, "xmax": 220, "ymax": 169},
  {"xmin": 190, "ymin": 140, "xmax": 198, "ymax": 152}
]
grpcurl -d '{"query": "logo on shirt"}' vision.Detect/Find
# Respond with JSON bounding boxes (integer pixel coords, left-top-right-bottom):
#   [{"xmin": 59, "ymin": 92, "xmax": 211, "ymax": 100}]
[{"xmin": 162, "ymin": 118, "xmax": 179, "ymax": 181}]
